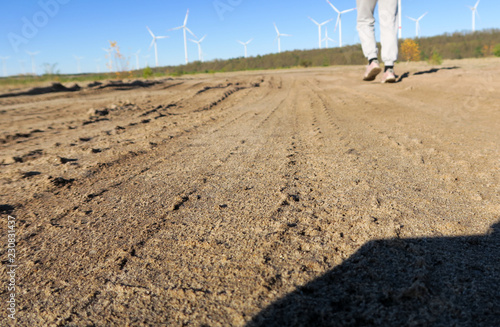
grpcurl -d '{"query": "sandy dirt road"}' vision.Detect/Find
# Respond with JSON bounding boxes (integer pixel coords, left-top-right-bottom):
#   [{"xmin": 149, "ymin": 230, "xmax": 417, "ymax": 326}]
[{"xmin": 1, "ymin": 58, "xmax": 499, "ymax": 326}]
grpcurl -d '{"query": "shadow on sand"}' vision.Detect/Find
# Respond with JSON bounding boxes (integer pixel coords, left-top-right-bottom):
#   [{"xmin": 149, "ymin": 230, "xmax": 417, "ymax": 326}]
[
  {"xmin": 247, "ymin": 222, "xmax": 500, "ymax": 327},
  {"xmin": 0, "ymin": 204, "xmax": 15, "ymax": 215},
  {"xmin": 397, "ymin": 66, "xmax": 460, "ymax": 83}
]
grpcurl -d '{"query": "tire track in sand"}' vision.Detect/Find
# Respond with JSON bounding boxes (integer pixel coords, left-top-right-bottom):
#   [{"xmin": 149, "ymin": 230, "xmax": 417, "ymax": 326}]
[{"xmin": 12, "ymin": 76, "xmax": 293, "ymax": 326}]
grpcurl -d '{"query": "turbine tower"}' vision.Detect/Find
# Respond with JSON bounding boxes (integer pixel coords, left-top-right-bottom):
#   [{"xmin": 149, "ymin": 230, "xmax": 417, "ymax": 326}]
[
  {"xmin": 326, "ymin": 0, "xmax": 356, "ymax": 47},
  {"xmin": 147, "ymin": 26, "xmax": 168, "ymax": 67},
  {"xmin": 398, "ymin": 0, "xmax": 402, "ymax": 39},
  {"xmin": 273, "ymin": 23, "xmax": 292, "ymax": 53},
  {"xmin": 308, "ymin": 17, "xmax": 333, "ymax": 49},
  {"xmin": 144, "ymin": 55, "xmax": 151, "ymax": 67},
  {"xmin": 0, "ymin": 56, "xmax": 9, "ymax": 76},
  {"xmin": 19, "ymin": 60, "xmax": 26, "ymax": 75},
  {"xmin": 322, "ymin": 27, "xmax": 335, "ymax": 48},
  {"xmin": 189, "ymin": 35, "xmax": 206, "ymax": 62},
  {"xmin": 74, "ymin": 55, "xmax": 83, "ymax": 73},
  {"xmin": 95, "ymin": 58, "xmax": 101, "ymax": 73},
  {"xmin": 407, "ymin": 12, "xmax": 428, "ymax": 38},
  {"xmin": 468, "ymin": 0, "xmax": 480, "ymax": 32},
  {"xmin": 133, "ymin": 49, "xmax": 141, "ymax": 70},
  {"xmin": 26, "ymin": 51, "xmax": 40, "ymax": 76},
  {"xmin": 170, "ymin": 9, "xmax": 196, "ymax": 64},
  {"xmin": 237, "ymin": 38, "xmax": 253, "ymax": 58}
]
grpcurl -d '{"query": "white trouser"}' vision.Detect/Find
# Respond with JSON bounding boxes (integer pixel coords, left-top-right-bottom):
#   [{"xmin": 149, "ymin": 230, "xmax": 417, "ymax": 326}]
[{"xmin": 356, "ymin": 0, "xmax": 398, "ymax": 66}]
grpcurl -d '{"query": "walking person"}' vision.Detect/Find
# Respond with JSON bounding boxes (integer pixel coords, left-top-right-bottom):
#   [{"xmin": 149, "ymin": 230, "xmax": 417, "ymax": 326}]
[{"xmin": 357, "ymin": 0, "xmax": 398, "ymax": 83}]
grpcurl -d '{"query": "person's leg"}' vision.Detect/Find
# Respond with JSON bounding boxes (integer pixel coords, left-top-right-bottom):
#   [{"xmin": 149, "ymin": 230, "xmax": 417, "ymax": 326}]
[
  {"xmin": 357, "ymin": 0, "xmax": 381, "ymax": 81},
  {"xmin": 378, "ymin": 0, "xmax": 399, "ymax": 68},
  {"xmin": 357, "ymin": 0, "xmax": 378, "ymax": 62}
]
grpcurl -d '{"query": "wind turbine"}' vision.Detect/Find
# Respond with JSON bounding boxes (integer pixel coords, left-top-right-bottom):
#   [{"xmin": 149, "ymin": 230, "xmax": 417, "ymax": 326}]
[
  {"xmin": 322, "ymin": 27, "xmax": 335, "ymax": 48},
  {"xmin": 19, "ymin": 60, "xmax": 26, "ymax": 75},
  {"xmin": 407, "ymin": 12, "xmax": 428, "ymax": 38},
  {"xmin": 26, "ymin": 51, "xmax": 40, "ymax": 75},
  {"xmin": 170, "ymin": 9, "xmax": 196, "ymax": 64},
  {"xmin": 237, "ymin": 38, "xmax": 253, "ymax": 58},
  {"xmin": 147, "ymin": 26, "xmax": 168, "ymax": 67},
  {"xmin": 103, "ymin": 47, "xmax": 113, "ymax": 72},
  {"xmin": 133, "ymin": 49, "xmax": 141, "ymax": 70},
  {"xmin": 74, "ymin": 55, "xmax": 83, "ymax": 73},
  {"xmin": 308, "ymin": 17, "xmax": 333, "ymax": 49},
  {"xmin": 273, "ymin": 23, "xmax": 292, "ymax": 53},
  {"xmin": 0, "ymin": 56, "xmax": 9, "ymax": 76},
  {"xmin": 95, "ymin": 58, "xmax": 101, "ymax": 73},
  {"xmin": 326, "ymin": 0, "xmax": 356, "ymax": 47},
  {"xmin": 189, "ymin": 35, "xmax": 206, "ymax": 62},
  {"xmin": 143, "ymin": 55, "xmax": 151, "ymax": 67},
  {"xmin": 468, "ymin": 0, "xmax": 480, "ymax": 32}
]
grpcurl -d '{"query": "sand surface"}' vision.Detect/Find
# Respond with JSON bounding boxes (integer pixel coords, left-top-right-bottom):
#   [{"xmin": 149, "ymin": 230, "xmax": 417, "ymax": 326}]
[{"xmin": 1, "ymin": 58, "xmax": 499, "ymax": 326}]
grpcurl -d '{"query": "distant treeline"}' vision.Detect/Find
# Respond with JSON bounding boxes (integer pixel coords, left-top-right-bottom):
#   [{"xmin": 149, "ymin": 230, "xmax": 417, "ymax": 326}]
[
  {"xmin": 2, "ymin": 29, "xmax": 499, "ymax": 88},
  {"xmin": 416, "ymin": 29, "xmax": 500, "ymax": 59},
  {"xmin": 154, "ymin": 29, "xmax": 500, "ymax": 75}
]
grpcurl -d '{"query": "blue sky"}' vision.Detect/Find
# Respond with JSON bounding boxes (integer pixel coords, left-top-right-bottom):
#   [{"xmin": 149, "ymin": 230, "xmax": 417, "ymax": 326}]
[{"xmin": 1, "ymin": 0, "xmax": 499, "ymax": 76}]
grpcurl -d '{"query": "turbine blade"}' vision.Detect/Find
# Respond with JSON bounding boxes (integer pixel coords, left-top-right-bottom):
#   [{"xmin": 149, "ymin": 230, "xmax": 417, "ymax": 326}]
[
  {"xmin": 237, "ymin": 40, "xmax": 244, "ymax": 45},
  {"xmin": 169, "ymin": 26, "xmax": 183, "ymax": 31},
  {"xmin": 333, "ymin": 14, "xmax": 340, "ymax": 32},
  {"xmin": 407, "ymin": 16, "xmax": 417, "ymax": 21},
  {"xmin": 184, "ymin": 9, "xmax": 189, "ymax": 26},
  {"xmin": 156, "ymin": 36, "xmax": 169, "ymax": 39},
  {"xmin": 146, "ymin": 26, "xmax": 155, "ymax": 38},
  {"xmin": 326, "ymin": 0, "xmax": 340, "ymax": 14},
  {"xmin": 149, "ymin": 39, "xmax": 155, "ymax": 50},
  {"xmin": 308, "ymin": 16, "xmax": 319, "ymax": 25},
  {"xmin": 274, "ymin": 22, "xmax": 279, "ymax": 34},
  {"xmin": 282, "ymin": 34, "xmax": 292, "ymax": 37},
  {"xmin": 247, "ymin": 38, "xmax": 253, "ymax": 44},
  {"xmin": 199, "ymin": 35, "xmax": 206, "ymax": 42},
  {"xmin": 341, "ymin": 8, "xmax": 356, "ymax": 14},
  {"xmin": 185, "ymin": 27, "xmax": 196, "ymax": 38},
  {"xmin": 475, "ymin": 0, "xmax": 480, "ymax": 9},
  {"xmin": 321, "ymin": 18, "xmax": 334, "ymax": 25},
  {"xmin": 419, "ymin": 12, "xmax": 428, "ymax": 20}
]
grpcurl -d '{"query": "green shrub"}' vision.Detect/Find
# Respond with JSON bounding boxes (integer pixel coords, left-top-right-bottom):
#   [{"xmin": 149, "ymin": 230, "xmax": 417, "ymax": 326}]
[
  {"xmin": 143, "ymin": 66, "xmax": 153, "ymax": 79},
  {"xmin": 428, "ymin": 51, "xmax": 443, "ymax": 65},
  {"xmin": 494, "ymin": 44, "xmax": 500, "ymax": 57},
  {"xmin": 299, "ymin": 59, "xmax": 312, "ymax": 68},
  {"xmin": 172, "ymin": 68, "xmax": 184, "ymax": 77},
  {"xmin": 474, "ymin": 46, "xmax": 483, "ymax": 57}
]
